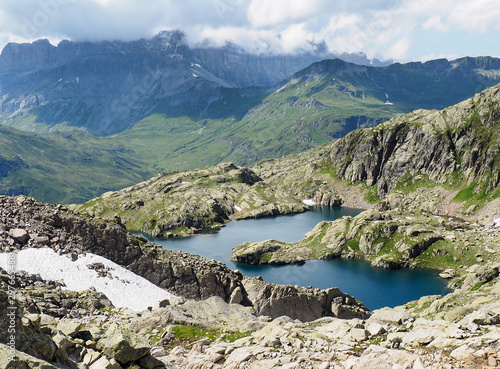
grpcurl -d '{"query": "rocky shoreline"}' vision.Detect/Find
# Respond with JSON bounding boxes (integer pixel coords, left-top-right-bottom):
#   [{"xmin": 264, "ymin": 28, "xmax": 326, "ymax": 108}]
[
  {"xmin": 231, "ymin": 207, "xmax": 500, "ymax": 274},
  {"xmin": 0, "ymin": 195, "xmax": 369, "ymax": 322}
]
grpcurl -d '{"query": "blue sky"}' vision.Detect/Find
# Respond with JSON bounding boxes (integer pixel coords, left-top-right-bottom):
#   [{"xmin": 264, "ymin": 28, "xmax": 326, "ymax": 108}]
[{"xmin": 0, "ymin": 0, "xmax": 499, "ymax": 62}]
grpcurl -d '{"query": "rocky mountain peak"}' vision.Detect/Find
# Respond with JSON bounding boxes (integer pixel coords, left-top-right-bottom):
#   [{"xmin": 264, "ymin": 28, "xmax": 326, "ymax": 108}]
[{"xmin": 0, "ymin": 38, "xmax": 56, "ymax": 72}]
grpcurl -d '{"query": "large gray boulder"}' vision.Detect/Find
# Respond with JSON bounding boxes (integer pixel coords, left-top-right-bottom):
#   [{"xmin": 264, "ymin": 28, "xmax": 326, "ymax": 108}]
[
  {"xmin": 242, "ymin": 277, "xmax": 371, "ymax": 321},
  {"xmin": 0, "ymin": 343, "xmax": 58, "ymax": 369},
  {"xmin": 96, "ymin": 323, "xmax": 151, "ymax": 365}
]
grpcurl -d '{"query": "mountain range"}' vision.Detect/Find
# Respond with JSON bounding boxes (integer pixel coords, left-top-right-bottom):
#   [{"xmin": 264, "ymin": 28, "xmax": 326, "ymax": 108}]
[{"xmin": 1, "ymin": 32, "xmax": 500, "ymax": 203}]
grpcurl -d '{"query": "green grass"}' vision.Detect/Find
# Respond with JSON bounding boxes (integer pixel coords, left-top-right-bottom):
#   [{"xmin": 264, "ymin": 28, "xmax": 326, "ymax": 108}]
[
  {"xmin": 169, "ymin": 325, "xmax": 251, "ymax": 347},
  {"xmin": 414, "ymin": 240, "xmax": 476, "ymax": 269},
  {"xmin": 363, "ymin": 185, "xmax": 380, "ymax": 203},
  {"xmin": 452, "ymin": 184, "xmax": 478, "ymax": 202}
]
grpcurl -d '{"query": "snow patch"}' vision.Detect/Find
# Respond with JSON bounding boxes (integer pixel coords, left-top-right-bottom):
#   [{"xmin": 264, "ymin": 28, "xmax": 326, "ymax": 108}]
[
  {"xmin": 384, "ymin": 92, "xmax": 394, "ymax": 105},
  {"xmin": 0, "ymin": 248, "xmax": 176, "ymax": 312},
  {"xmin": 234, "ymin": 205, "xmax": 242, "ymax": 212},
  {"xmin": 192, "ymin": 73, "xmax": 199, "ymax": 78},
  {"xmin": 302, "ymin": 199, "xmax": 316, "ymax": 206},
  {"xmin": 494, "ymin": 218, "xmax": 500, "ymax": 227},
  {"xmin": 276, "ymin": 79, "xmax": 298, "ymax": 93}
]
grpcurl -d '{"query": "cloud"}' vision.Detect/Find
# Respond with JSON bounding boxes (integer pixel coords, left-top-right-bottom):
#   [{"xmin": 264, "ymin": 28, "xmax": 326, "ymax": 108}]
[
  {"xmin": 419, "ymin": 53, "xmax": 460, "ymax": 63},
  {"xmin": 0, "ymin": 0, "xmax": 499, "ymax": 62},
  {"xmin": 382, "ymin": 38, "xmax": 411, "ymax": 61},
  {"xmin": 247, "ymin": 0, "xmax": 325, "ymax": 28},
  {"xmin": 422, "ymin": 16, "xmax": 449, "ymax": 32}
]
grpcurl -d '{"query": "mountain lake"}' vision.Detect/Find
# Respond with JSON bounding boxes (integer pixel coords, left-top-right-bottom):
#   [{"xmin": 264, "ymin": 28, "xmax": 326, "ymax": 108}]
[{"xmin": 139, "ymin": 206, "xmax": 451, "ymax": 310}]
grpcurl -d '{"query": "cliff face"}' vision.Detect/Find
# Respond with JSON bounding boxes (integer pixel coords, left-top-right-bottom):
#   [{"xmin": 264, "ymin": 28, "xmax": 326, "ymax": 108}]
[{"xmin": 328, "ymin": 84, "xmax": 500, "ymax": 196}]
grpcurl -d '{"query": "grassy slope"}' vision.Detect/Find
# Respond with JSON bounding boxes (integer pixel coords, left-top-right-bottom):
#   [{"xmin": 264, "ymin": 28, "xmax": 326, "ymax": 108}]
[
  {"xmin": 2, "ymin": 58, "xmax": 500, "ymax": 203},
  {"xmin": 0, "ymin": 126, "xmax": 150, "ymax": 203}
]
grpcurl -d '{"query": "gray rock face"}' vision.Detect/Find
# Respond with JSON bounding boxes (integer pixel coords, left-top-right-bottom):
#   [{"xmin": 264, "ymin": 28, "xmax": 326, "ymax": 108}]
[
  {"xmin": 242, "ymin": 277, "xmax": 371, "ymax": 321},
  {"xmin": 96, "ymin": 323, "xmax": 150, "ymax": 364},
  {"xmin": 328, "ymin": 85, "xmax": 500, "ymax": 196}
]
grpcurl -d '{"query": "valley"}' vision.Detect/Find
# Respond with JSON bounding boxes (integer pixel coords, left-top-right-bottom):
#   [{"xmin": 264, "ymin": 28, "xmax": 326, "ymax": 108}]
[{"xmin": 2, "ymin": 34, "xmax": 500, "ymax": 203}]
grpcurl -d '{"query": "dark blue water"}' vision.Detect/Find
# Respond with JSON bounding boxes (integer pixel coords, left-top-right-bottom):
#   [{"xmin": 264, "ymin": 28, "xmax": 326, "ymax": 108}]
[{"xmin": 140, "ymin": 207, "xmax": 450, "ymax": 310}]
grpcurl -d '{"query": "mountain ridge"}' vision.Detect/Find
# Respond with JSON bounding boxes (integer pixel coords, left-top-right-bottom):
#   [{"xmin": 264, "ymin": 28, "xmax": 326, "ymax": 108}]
[
  {"xmin": 2, "ymin": 33, "xmax": 500, "ymax": 203},
  {"xmin": 75, "ymin": 82, "xmax": 500, "ymax": 238}
]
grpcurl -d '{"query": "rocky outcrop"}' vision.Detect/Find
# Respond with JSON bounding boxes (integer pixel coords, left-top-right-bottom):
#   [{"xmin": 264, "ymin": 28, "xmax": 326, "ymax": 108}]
[
  {"xmin": 231, "ymin": 240, "xmax": 287, "ymax": 265},
  {"xmin": 74, "ymin": 162, "xmax": 307, "ymax": 238},
  {"xmin": 327, "ymin": 85, "xmax": 500, "ymax": 197},
  {"xmin": 242, "ymin": 277, "xmax": 371, "ymax": 321},
  {"xmin": 231, "ymin": 208, "xmax": 500, "ymax": 271}
]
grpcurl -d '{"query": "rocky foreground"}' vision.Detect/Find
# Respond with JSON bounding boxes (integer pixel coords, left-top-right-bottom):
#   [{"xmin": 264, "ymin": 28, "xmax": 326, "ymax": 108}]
[{"xmin": 2, "ymin": 257, "xmax": 500, "ymax": 369}]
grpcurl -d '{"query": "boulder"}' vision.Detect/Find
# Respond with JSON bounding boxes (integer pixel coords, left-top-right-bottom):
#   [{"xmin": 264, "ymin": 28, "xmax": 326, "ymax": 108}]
[
  {"xmin": 369, "ymin": 309, "xmax": 412, "ymax": 325},
  {"xmin": 57, "ymin": 319, "xmax": 82, "ymax": 338},
  {"xmin": 0, "ymin": 343, "xmax": 59, "ymax": 369},
  {"xmin": 96, "ymin": 323, "xmax": 151, "ymax": 364},
  {"xmin": 439, "ymin": 269, "xmax": 455, "ymax": 279},
  {"xmin": 89, "ymin": 356, "xmax": 122, "ymax": 369},
  {"xmin": 350, "ymin": 328, "xmax": 370, "ymax": 341},
  {"xmin": 8, "ymin": 228, "xmax": 29, "ymax": 244},
  {"xmin": 231, "ymin": 240, "xmax": 283, "ymax": 265},
  {"xmin": 242, "ymin": 277, "xmax": 371, "ymax": 321}
]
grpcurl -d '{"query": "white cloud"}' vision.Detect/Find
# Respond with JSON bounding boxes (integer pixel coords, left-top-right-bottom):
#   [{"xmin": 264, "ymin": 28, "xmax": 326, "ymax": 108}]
[
  {"xmin": 0, "ymin": 0, "xmax": 499, "ymax": 61},
  {"xmin": 190, "ymin": 26, "xmax": 279, "ymax": 53},
  {"xmin": 279, "ymin": 23, "xmax": 317, "ymax": 53},
  {"xmin": 382, "ymin": 37, "xmax": 411, "ymax": 61},
  {"xmin": 247, "ymin": 0, "xmax": 325, "ymax": 27},
  {"xmin": 448, "ymin": 0, "xmax": 500, "ymax": 33},
  {"xmin": 419, "ymin": 53, "xmax": 460, "ymax": 62},
  {"xmin": 422, "ymin": 16, "xmax": 449, "ymax": 32}
]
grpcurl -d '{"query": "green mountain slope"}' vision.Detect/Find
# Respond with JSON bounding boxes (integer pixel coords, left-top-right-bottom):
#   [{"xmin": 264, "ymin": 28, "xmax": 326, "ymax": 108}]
[
  {"xmin": 0, "ymin": 127, "xmax": 150, "ymax": 203},
  {"xmin": 77, "ymin": 83, "xmax": 500, "ymax": 239},
  {"xmin": 2, "ymin": 57, "xmax": 500, "ymax": 203},
  {"xmin": 103, "ymin": 57, "xmax": 500, "ymax": 172}
]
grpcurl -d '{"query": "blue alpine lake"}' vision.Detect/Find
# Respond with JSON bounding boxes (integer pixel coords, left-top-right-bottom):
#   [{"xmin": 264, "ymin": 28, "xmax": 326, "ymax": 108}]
[{"xmin": 140, "ymin": 207, "xmax": 451, "ymax": 310}]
